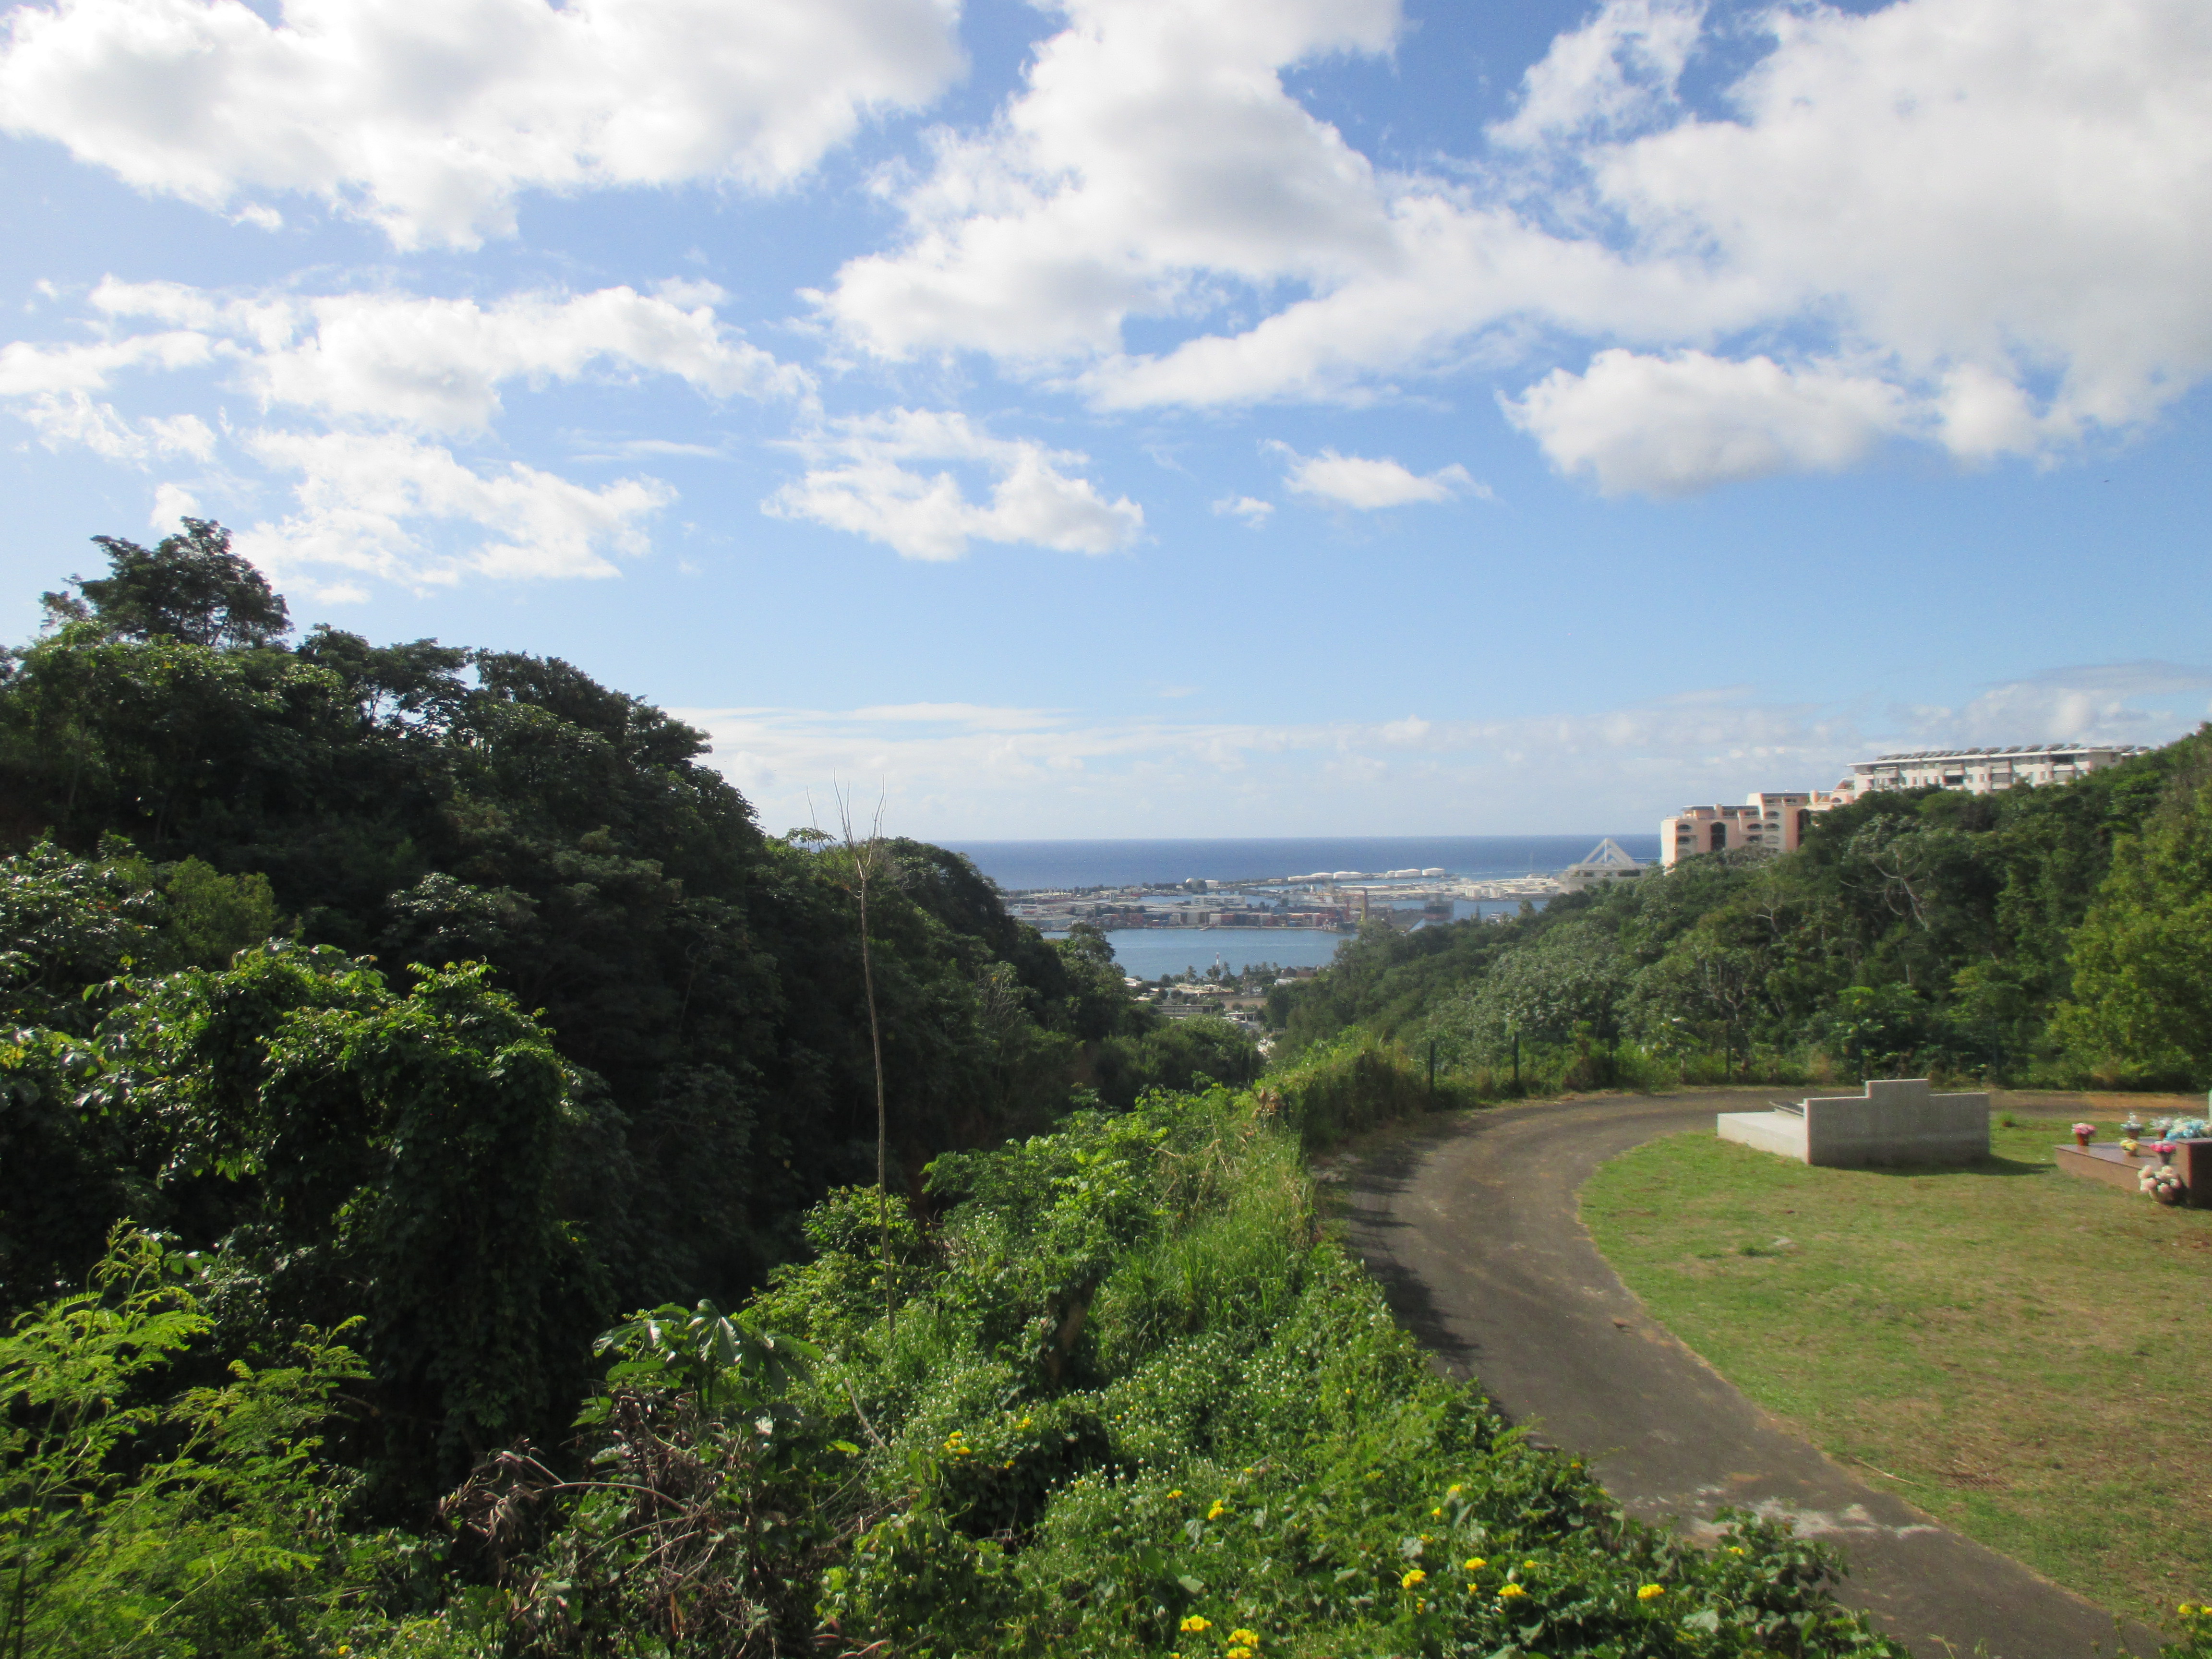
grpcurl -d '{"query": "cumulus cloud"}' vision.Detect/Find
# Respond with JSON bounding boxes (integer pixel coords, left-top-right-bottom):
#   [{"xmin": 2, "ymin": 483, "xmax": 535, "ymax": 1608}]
[
  {"xmin": 15, "ymin": 390, "xmax": 215, "ymax": 464},
  {"xmin": 1212, "ymin": 494, "xmax": 1273, "ymax": 527},
  {"xmin": 86, "ymin": 277, "xmax": 808, "ymax": 429},
  {"xmin": 1501, "ymin": 350, "xmax": 1906, "ymax": 495},
  {"xmin": 0, "ymin": 277, "xmax": 809, "ymax": 587},
  {"xmin": 1271, "ymin": 443, "xmax": 1485, "ymax": 508},
  {"xmin": 1487, "ymin": 0, "xmax": 1703, "ymax": 149},
  {"xmin": 814, "ymin": 0, "xmax": 2212, "ymax": 489},
  {"xmin": 764, "ymin": 409, "xmax": 1144, "ymax": 559},
  {"xmin": 236, "ymin": 429, "xmax": 673, "ymax": 586},
  {"xmin": 0, "ymin": 0, "xmax": 964, "ymax": 248},
  {"xmin": 814, "ymin": 0, "xmax": 1403, "ymax": 366}
]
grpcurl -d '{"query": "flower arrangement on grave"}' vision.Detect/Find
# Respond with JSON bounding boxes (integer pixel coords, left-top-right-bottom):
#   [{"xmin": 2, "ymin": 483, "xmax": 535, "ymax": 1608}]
[
  {"xmin": 2151, "ymin": 1141, "xmax": 2177, "ymax": 1165},
  {"xmin": 2121, "ymin": 1114, "xmax": 2147, "ymax": 1140},
  {"xmin": 2140, "ymin": 1163, "xmax": 2185, "ymax": 1204},
  {"xmin": 2168, "ymin": 1117, "xmax": 2209, "ymax": 1141},
  {"xmin": 2121, "ymin": 1138, "xmax": 2141, "ymax": 1156},
  {"xmin": 2072, "ymin": 1122, "xmax": 2096, "ymax": 1147}
]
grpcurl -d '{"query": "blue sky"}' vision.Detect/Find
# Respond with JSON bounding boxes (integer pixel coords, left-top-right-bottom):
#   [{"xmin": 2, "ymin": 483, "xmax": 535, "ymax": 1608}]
[{"xmin": 1, "ymin": 0, "xmax": 2206, "ymax": 837}]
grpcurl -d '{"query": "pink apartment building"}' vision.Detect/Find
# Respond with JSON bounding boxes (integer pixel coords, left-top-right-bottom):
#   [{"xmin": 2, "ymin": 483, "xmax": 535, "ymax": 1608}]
[{"xmin": 1659, "ymin": 791, "xmax": 1840, "ymax": 868}]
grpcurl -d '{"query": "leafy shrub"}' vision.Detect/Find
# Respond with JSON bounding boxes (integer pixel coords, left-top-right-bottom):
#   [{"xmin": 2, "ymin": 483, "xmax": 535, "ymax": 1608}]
[
  {"xmin": 505, "ymin": 1085, "xmax": 1910, "ymax": 1658},
  {"xmin": 0, "ymin": 1227, "xmax": 433, "ymax": 1659},
  {"xmin": 1270, "ymin": 1032, "xmax": 1467, "ymax": 1147}
]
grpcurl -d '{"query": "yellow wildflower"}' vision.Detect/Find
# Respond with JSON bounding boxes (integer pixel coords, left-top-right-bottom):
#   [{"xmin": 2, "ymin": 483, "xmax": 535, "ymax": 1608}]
[
  {"xmin": 1208, "ymin": 1501, "xmax": 1228, "ymax": 1520},
  {"xmin": 1499, "ymin": 1584, "xmax": 1527, "ymax": 1600},
  {"xmin": 1637, "ymin": 1584, "xmax": 1666, "ymax": 1601},
  {"xmin": 1401, "ymin": 1569, "xmax": 1427, "ymax": 1589},
  {"xmin": 1446, "ymin": 1484, "xmax": 1463, "ymax": 1496},
  {"xmin": 1225, "ymin": 1649, "xmax": 1252, "ymax": 1659},
  {"xmin": 1430, "ymin": 1507, "xmax": 1443, "ymax": 1518},
  {"xmin": 1464, "ymin": 1557, "xmax": 1486, "ymax": 1571},
  {"xmin": 1167, "ymin": 1489, "xmax": 1184, "ymax": 1500},
  {"xmin": 1727, "ymin": 1546, "xmax": 1745, "ymax": 1556},
  {"xmin": 1179, "ymin": 1615, "xmax": 1212, "ymax": 1634},
  {"xmin": 1228, "ymin": 1629, "xmax": 1260, "ymax": 1646},
  {"xmin": 1018, "ymin": 1417, "xmax": 1032, "ymax": 1430}
]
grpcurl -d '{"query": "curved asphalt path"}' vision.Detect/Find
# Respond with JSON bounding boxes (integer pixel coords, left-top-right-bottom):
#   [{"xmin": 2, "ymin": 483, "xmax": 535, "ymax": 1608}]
[{"xmin": 1337, "ymin": 1093, "xmax": 2160, "ymax": 1659}]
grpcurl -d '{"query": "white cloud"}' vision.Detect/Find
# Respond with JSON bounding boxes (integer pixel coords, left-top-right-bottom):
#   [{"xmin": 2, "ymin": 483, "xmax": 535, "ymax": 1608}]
[
  {"xmin": 0, "ymin": 0, "xmax": 964, "ymax": 248},
  {"xmin": 1271, "ymin": 443, "xmax": 1484, "ymax": 508},
  {"xmin": 814, "ymin": 0, "xmax": 1403, "ymax": 366},
  {"xmin": 679, "ymin": 661, "xmax": 2212, "ymax": 837},
  {"xmin": 236, "ymin": 429, "xmax": 673, "ymax": 586},
  {"xmin": 15, "ymin": 389, "xmax": 215, "ymax": 463},
  {"xmin": 764, "ymin": 409, "xmax": 1144, "ymax": 559},
  {"xmin": 1488, "ymin": 0, "xmax": 1703, "ymax": 149},
  {"xmin": 0, "ymin": 278, "xmax": 808, "ymax": 587},
  {"xmin": 1501, "ymin": 351, "xmax": 1906, "ymax": 495},
  {"xmin": 0, "ymin": 328, "xmax": 212, "ymax": 395},
  {"xmin": 814, "ymin": 0, "xmax": 2212, "ymax": 489},
  {"xmin": 1894, "ymin": 662, "xmax": 2212, "ymax": 748},
  {"xmin": 88, "ymin": 277, "xmax": 808, "ymax": 431},
  {"xmin": 1212, "ymin": 494, "xmax": 1273, "ymax": 527},
  {"xmin": 673, "ymin": 689, "xmax": 1863, "ymax": 839}
]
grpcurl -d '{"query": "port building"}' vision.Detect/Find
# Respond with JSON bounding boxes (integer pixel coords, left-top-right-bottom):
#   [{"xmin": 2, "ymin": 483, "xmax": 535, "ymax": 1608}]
[{"xmin": 1561, "ymin": 839, "xmax": 1648, "ymax": 891}]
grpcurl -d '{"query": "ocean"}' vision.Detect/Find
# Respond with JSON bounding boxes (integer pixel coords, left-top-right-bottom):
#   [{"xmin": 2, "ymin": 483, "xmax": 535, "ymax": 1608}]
[
  {"xmin": 941, "ymin": 836, "xmax": 1661, "ymax": 980},
  {"xmin": 942, "ymin": 834, "xmax": 1659, "ymax": 893}
]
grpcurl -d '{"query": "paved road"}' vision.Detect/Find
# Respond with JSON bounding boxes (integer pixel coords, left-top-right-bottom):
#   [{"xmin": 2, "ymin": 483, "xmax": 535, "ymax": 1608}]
[{"xmin": 1336, "ymin": 1093, "xmax": 2160, "ymax": 1659}]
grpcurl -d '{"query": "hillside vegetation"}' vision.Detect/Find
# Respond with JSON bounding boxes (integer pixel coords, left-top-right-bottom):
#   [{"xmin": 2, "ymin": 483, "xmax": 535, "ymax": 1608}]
[
  {"xmin": 1271, "ymin": 734, "xmax": 2212, "ymax": 1094},
  {"xmin": 6, "ymin": 521, "xmax": 2208, "ymax": 1658}
]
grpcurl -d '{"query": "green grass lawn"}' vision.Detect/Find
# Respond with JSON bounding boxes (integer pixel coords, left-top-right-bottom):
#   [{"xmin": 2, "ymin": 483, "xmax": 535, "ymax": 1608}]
[{"xmin": 1581, "ymin": 1107, "xmax": 2212, "ymax": 1635}]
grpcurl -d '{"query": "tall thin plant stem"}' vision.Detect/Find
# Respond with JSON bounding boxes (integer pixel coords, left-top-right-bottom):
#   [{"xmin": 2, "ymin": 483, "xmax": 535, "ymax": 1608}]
[{"xmin": 835, "ymin": 786, "xmax": 894, "ymax": 1336}]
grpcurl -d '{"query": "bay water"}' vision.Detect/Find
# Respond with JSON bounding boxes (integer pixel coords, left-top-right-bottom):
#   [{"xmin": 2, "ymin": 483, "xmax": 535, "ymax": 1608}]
[{"xmin": 943, "ymin": 834, "xmax": 1660, "ymax": 980}]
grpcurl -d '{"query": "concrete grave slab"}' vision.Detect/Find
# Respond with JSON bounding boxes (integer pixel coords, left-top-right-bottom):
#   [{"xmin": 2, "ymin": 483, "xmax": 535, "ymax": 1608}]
[{"xmin": 1718, "ymin": 1077, "xmax": 1989, "ymax": 1167}]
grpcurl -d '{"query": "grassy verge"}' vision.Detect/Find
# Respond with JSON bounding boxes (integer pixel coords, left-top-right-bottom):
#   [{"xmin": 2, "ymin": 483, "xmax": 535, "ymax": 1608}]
[{"xmin": 1581, "ymin": 1107, "xmax": 2212, "ymax": 1635}]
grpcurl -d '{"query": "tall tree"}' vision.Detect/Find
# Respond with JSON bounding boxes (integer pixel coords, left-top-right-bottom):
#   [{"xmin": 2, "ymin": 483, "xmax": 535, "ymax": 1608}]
[{"xmin": 44, "ymin": 519, "xmax": 291, "ymax": 650}]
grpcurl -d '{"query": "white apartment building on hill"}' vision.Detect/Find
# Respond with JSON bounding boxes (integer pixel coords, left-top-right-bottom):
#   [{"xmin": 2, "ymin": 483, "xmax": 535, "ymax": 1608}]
[
  {"xmin": 1841, "ymin": 744, "xmax": 2152, "ymax": 796},
  {"xmin": 1661, "ymin": 744, "xmax": 2155, "ymax": 870}
]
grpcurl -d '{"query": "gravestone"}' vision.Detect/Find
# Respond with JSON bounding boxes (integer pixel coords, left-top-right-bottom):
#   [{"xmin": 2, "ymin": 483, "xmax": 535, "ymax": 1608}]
[{"xmin": 1717, "ymin": 1077, "xmax": 1990, "ymax": 1167}]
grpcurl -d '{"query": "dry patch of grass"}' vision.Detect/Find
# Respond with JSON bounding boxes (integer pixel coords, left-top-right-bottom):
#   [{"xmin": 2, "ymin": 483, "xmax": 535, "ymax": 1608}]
[{"xmin": 1582, "ymin": 1100, "xmax": 2212, "ymax": 1635}]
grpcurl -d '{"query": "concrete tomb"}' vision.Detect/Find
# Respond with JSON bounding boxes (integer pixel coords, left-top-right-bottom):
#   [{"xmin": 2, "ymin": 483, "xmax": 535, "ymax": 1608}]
[{"xmin": 1717, "ymin": 1077, "xmax": 1990, "ymax": 1167}]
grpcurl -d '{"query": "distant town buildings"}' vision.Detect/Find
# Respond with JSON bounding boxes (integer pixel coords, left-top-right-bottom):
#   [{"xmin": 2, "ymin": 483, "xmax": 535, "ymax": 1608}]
[
  {"xmin": 1662, "ymin": 744, "xmax": 2155, "ymax": 869},
  {"xmin": 1836, "ymin": 744, "xmax": 2152, "ymax": 798}
]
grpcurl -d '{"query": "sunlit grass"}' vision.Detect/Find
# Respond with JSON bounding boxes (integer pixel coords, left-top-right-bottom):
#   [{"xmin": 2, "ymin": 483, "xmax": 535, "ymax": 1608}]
[{"xmin": 1582, "ymin": 1108, "xmax": 2212, "ymax": 1634}]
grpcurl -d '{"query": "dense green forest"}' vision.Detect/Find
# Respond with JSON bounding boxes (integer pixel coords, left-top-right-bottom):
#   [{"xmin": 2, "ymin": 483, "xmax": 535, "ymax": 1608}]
[
  {"xmin": 4, "ymin": 522, "xmax": 2202, "ymax": 1658},
  {"xmin": 1271, "ymin": 734, "xmax": 2212, "ymax": 1094}
]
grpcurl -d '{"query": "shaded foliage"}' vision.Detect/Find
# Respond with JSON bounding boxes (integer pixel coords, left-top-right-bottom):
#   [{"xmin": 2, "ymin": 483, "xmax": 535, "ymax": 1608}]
[{"xmin": 0, "ymin": 521, "xmax": 1164, "ymax": 1513}]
